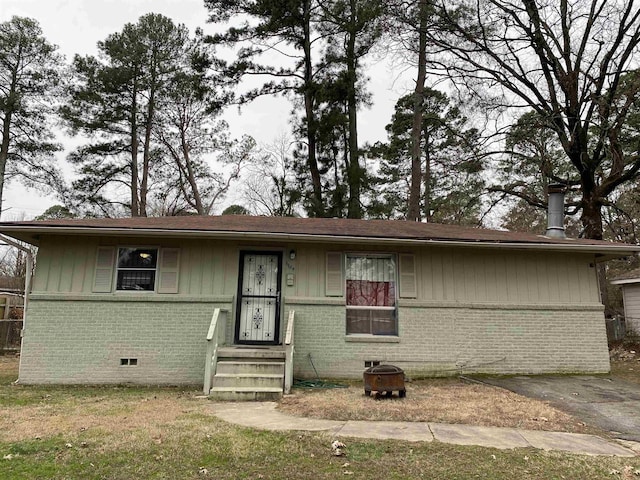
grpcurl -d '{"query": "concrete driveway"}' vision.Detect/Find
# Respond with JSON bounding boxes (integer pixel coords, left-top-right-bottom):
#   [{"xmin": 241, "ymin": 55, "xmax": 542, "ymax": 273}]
[{"xmin": 478, "ymin": 375, "xmax": 640, "ymax": 442}]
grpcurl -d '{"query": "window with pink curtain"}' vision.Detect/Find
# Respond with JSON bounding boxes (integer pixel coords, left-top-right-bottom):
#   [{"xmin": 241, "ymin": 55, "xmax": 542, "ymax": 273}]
[{"xmin": 345, "ymin": 255, "xmax": 397, "ymax": 335}]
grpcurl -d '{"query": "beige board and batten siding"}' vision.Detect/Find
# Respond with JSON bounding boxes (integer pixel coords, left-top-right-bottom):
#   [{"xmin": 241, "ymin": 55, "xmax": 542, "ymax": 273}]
[
  {"xmin": 32, "ymin": 236, "xmax": 240, "ymax": 297},
  {"xmin": 33, "ymin": 237, "xmax": 599, "ymax": 308},
  {"xmin": 414, "ymin": 246, "xmax": 599, "ymax": 304},
  {"xmin": 287, "ymin": 244, "xmax": 599, "ymax": 304},
  {"xmin": 285, "ymin": 244, "xmax": 608, "ymax": 378}
]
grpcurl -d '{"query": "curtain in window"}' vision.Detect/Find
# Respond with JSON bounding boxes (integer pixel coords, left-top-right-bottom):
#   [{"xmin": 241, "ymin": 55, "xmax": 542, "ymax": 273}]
[
  {"xmin": 345, "ymin": 256, "xmax": 397, "ymax": 335},
  {"xmin": 346, "ymin": 256, "xmax": 396, "ymax": 307}
]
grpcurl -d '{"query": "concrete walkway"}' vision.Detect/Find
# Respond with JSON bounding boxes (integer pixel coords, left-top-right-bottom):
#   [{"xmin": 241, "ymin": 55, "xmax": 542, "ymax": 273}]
[{"xmin": 211, "ymin": 402, "xmax": 638, "ymax": 457}]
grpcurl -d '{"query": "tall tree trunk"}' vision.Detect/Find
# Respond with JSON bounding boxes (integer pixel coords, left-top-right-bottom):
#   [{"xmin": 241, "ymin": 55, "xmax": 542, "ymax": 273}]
[
  {"xmin": 158, "ymin": 129, "xmax": 206, "ymax": 215},
  {"xmin": 581, "ymin": 189, "xmax": 604, "ymax": 240},
  {"xmin": 140, "ymin": 90, "xmax": 154, "ymax": 218},
  {"xmin": 140, "ymin": 61, "xmax": 158, "ymax": 219},
  {"xmin": 0, "ymin": 53, "xmax": 20, "ymax": 218},
  {"xmin": 423, "ymin": 130, "xmax": 431, "ymax": 222},
  {"xmin": 581, "ymin": 186, "xmax": 610, "ymax": 310},
  {"xmin": 303, "ymin": 0, "xmax": 324, "ymax": 217},
  {"xmin": 407, "ymin": 0, "xmax": 428, "ymax": 222},
  {"xmin": 180, "ymin": 130, "xmax": 205, "ymax": 215},
  {"xmin": 346, "ymin": 0, "xmax": 362, "ymax": 219},
  {"xmin": 0, "ymin": 106, "xmax": 12, "ymax": 219},
  {"xmin": 130, "ymin": 79, "xmax": 140, "ymax": 217}
]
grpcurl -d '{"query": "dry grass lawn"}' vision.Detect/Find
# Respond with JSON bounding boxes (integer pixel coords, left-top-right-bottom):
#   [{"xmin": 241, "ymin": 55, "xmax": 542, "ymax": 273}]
[
  {"xmin": 4, "ymin": 351, "xmax": 638, "ymax": 442},
  {"xmin": 0, "ymin": 394, "xmax": 206, "ymax": 444},
  {"xmin": 1, "ymin": 355, "xmax": 640, "ymax": 479},
  {"xmin": 0, "ymin": 355, "xmax": 209, "ymax": 445},
  {"xmin": 0, "ymin": 354, "xmax": 597, "ymax": 438},
  {"xmin": 279, "ymin": 377, "xmax": 598, "ymax": 434}
]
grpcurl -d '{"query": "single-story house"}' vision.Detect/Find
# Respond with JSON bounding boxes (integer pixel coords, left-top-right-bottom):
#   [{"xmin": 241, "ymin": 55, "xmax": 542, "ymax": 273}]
[
  {"xmin": 0, "ymin": 214, "xmax": 638, "ymax": 399},
  {"xmin": 611, "ymin": 267, "xmax": 640, "ymax": 336}
]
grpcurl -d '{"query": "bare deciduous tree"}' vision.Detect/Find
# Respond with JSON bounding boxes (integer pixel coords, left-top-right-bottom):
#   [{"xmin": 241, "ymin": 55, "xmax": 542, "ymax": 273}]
[
  {"xmin": 429, "ymin": 0, "xmax": 640, "ymax": 240},
  {"xmin": 243, "ymin": 134, "xmax": 301, "ymax": 217}
]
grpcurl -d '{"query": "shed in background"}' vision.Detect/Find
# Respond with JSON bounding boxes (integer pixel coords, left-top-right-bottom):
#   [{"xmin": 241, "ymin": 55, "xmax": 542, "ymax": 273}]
[{"xmin": 611, "ymin": 267, "xmax": 640, "ymax": 336}]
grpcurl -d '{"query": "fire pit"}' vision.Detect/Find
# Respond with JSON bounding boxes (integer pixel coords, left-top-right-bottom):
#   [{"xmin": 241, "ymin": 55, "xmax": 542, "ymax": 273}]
[{"xmin": 363, "ymin": 364, "xmax": 406, "ymax": 398}]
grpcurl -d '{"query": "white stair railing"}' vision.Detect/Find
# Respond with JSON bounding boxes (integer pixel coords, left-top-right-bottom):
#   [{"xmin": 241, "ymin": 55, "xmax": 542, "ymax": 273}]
[
  {"xmin": 203, "ymin": 308, "xmax": 227, "ymax": 395},
  {"xmin": 284, "ymin": 310, "xmax": 295, "ymax": 394}
]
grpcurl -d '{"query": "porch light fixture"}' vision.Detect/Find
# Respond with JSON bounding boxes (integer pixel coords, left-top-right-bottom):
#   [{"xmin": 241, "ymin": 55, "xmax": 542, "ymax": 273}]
[{"xmin": 289, "ymin": 250, "xmax": 296, "ymax": 260}]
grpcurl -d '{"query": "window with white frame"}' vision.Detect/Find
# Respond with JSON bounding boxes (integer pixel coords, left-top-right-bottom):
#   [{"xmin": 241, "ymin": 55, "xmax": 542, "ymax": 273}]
[
  {"xmin": 116, "ymin": 247, "xmax": 158, "ymax": 291},
  {"xmin": 345, "ymin": 254, "xmax": 397, "ymax": 335}
]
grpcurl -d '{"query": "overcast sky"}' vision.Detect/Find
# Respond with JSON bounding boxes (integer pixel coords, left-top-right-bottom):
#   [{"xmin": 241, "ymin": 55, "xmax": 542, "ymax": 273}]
[{"xmin": 1, "ymin": 0, "xmax": 407, "ymax": 219}]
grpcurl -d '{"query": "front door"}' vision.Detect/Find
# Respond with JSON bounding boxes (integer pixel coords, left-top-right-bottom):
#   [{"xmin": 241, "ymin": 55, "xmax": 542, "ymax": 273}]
[{"xmin": 235, "ymin": 251, "xmax": 282, "ymax": 344}]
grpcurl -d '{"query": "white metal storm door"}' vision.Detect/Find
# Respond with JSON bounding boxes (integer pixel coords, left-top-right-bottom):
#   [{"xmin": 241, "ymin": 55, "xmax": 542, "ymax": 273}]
[{"xmin": 236, "ymin": 252, "xmax": 282, "ymax": 344}]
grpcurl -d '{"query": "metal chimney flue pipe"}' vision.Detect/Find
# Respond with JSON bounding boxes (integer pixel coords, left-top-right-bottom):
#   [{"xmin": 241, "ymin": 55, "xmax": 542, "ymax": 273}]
[{"xmin": 546, "ymin": 183, "xmax": 566, "ymax": 238}]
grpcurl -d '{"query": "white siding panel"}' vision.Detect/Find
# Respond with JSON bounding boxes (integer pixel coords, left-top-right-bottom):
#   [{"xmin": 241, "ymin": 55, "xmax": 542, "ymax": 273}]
[{"xmin": 623, "ymin": 284, "xmax": 640, "ymax": 334}]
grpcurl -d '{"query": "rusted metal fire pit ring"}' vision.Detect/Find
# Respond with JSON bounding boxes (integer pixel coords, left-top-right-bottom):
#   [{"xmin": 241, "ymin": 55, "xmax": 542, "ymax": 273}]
[{"xmin": 363, "ymin": 364, "xmax": 406, "ymax": 398}]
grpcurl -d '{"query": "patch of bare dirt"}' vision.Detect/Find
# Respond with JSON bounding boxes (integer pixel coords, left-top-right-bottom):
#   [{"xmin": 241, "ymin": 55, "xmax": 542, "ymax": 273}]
[{"xmin": 279, "ymin": 378, "xmax": 596, "ymax": 434}]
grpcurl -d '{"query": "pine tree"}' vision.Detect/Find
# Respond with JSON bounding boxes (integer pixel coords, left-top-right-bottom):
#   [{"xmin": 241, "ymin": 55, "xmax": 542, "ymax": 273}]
[
  {"xmin": 0, "ymin": 16, "xmax": 64, "ymax": 216},
  {"xmin": 205, "ymin": 0, "xmax": 326, "ymax": 216},
  {"xmin": 371, "ymin": 90, "xmax": 484, "ymax": 224},
  {"xmin": 61, "ymin": 14, "xmax": 189, "ymax": 217}
]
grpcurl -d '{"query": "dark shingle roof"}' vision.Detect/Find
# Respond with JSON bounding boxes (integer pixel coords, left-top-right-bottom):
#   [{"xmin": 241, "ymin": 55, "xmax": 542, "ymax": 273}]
[{"xmin": 0, "ymin": 214, "xmax": 636, "ymax": 245}]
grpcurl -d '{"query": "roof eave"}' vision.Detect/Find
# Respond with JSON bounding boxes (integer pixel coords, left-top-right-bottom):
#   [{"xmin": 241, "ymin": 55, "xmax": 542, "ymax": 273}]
[
  {"xmin": 1, "ymin": 225, "xmax": 638, "ymax": 258},
  {"xmin": 610, "ymin": 278, "xmax": 640, "ymax": 285}
]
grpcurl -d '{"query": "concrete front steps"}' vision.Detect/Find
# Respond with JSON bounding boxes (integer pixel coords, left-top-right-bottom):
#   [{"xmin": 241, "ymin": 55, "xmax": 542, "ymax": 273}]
[{"xmin": 209, "ymin": 346, "xmax": 286, "ymax": 401}]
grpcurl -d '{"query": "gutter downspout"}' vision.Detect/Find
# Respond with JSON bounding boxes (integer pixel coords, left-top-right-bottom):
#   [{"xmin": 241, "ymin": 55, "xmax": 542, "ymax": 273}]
[{"xmin": 0, "ymin": 235, "xmax": 33, "ymax": 384}]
